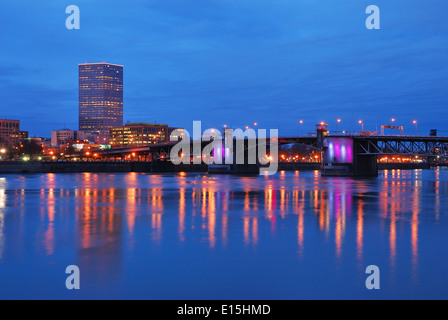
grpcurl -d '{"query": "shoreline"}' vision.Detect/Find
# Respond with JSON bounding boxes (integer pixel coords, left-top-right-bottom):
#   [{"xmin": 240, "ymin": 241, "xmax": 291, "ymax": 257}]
[{"xmin": 0, "ymin": 161, "xmax": 442, "ymax": 174}]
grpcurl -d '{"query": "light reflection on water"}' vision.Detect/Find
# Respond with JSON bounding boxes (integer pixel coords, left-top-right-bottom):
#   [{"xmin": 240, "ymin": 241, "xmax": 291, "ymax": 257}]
[{"xmin": 0, "ymin": 169, "xmax": 447, "ymax": 299}]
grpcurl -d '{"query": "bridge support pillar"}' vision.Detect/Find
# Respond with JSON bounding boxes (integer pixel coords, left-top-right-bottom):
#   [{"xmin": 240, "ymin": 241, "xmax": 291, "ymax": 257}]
[
  {"xmin": 208, "ymin": 138, "xmax": 261, "ymax": 174},
  {"xmin": 321, "ymin": 137, "xmax": 378, "ymax": 177},
  {"xmin": 352, "ymin": 140, "xmax": 378, "ymax": 177},
  {"xmin": 352, "ymin": 155, "xmax": 378, "ymax": 177}
]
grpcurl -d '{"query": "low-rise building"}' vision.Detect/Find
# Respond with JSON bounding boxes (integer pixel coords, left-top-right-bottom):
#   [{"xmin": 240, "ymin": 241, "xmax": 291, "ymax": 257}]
[
  {"xmin": 109, "ymin": 123, "xmax": 183, "ymax": 148},
  {"xmin": 51, "ymin": 129, "xmax": 85, "ymax": 146},
  {"xmin": 0, "ymin": 119, "xmax": 20, "ymax": 147}
]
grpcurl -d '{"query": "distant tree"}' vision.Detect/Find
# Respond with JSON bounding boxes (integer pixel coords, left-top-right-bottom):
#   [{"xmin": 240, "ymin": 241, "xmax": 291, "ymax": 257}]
[
  {"xmin": 0, "ymin": 136, "xmax": 6, "ymax": 148},
  {"xmin": 65, "ymin": 145, "xmax": 76, "ymax": 156},
  {"xmin": 19, "ymin": 140, "xmax": 43, "ymax": 156}
]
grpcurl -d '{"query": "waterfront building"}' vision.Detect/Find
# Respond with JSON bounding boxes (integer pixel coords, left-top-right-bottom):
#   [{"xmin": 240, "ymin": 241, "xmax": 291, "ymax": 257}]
[
  {"xmin": 28, "ymin": 137, "xmax": 51, "ymax": 149},
  {"xmin": 0, "ymin": 119, "xmax": 20, "ymax": 147},
  {"xmin": 109, "ymin": 123, "xmax": 184, "ymax": 148},
  {"xmin": 51, "ymin": 129, "xmax": 85, "ymax": 146}
]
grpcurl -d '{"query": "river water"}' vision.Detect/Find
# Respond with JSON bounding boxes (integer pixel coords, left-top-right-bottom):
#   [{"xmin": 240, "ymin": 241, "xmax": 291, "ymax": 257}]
[{"xmin": 0, "ymin": 169, "xmax": 447, "ymax": 299}]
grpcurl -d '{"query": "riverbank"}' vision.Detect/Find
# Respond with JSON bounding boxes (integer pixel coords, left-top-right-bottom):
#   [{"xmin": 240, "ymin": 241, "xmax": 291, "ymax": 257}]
[
  {"xmin": 0, "ymin": 161, "xmax": 208, "ymax": 174},
  {"xmin": 0, "ymin": 161, "xmax": 440, "ymax": 174}
]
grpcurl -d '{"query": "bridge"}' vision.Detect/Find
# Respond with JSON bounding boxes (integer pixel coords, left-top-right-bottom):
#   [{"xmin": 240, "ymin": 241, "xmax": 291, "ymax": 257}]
[
  {"xmin": 97, "ymin": 142, "xmax": 178, "ymax": 160},
  {"xmin": 280, "ymin": 135, "xmax": 448, "ymax": 157},
  {"xmin": 93, "ymin": 130, "xmax": 448, "ymax": 177},
  {"xmin": 350, "ymin": 135, "xmax": 448, "ymax": 156},
  {"xmin": 315, "ymin": 133, "xmax": 448, "ymax": 177}
]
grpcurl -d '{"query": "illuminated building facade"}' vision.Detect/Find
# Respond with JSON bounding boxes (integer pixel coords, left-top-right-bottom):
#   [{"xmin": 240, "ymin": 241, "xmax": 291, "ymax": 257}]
[
  {"xmin": 0, "ymin": 119, "xmax": 20, "ymax": 147},
  {"xmin": 109, "ymin": 123, "xmax": 183, "ymax": 147},
  {"xmin": 19, "ymin": 131, "xmax": 29, "ymax": 140},
  {"xmin": 79, "ymin": 63, "xmax": 123, "ymax": 141},
  {"xmin": 51, "ymin": 129, "xmax": 85, "ymax": 146}
]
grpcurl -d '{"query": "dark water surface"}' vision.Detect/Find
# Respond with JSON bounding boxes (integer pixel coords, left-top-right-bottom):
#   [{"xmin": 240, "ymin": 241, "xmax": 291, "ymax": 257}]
[{"xmin": 0, "ymin": 169, "xmax": 447, "ymax": 299}]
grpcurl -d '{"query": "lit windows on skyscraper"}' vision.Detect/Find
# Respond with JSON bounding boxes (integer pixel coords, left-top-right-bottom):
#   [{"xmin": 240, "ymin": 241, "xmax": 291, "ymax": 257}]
[{"xmin": 79, "ymin": 63, "xmax": 123, "ymax": 140}]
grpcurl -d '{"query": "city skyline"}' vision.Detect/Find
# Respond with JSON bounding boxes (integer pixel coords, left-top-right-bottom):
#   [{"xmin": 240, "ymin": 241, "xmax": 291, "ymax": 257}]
[
  {"xmin": 1, "ymin": 1, "xmax": 448, "ymax": 301},
  {"xmin": 1, "ymin": 1, "xmax": 448, "ymax": 137},
  {"xmin": 0, "ymin": 59, "xmax": 443, "ymax": 140}
]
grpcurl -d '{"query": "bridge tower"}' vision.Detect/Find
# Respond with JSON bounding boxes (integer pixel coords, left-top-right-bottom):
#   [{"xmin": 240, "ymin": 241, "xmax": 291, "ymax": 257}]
[{"xmin": 316, "ymin": 123, "xmax": 328, "ymax": 149}]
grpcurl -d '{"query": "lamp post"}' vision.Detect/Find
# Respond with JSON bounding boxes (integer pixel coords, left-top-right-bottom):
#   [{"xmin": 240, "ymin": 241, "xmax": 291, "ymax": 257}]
[
  {"xmin": 253, "ymin": 122, "xmax": 258, "ymax": 133},
  {"xmin": 298, "ymin": 120, "xmax": 303, "ymax": 137},
  {"xmin": 358, "ymin": 120, "xmax": 364, "ymax": 132},
  {"xmin": 413, "ymin": 120, "xmax": 418, "ymax": 136},
  {"xmin": 337, "ymin": 119, "xmax": 341, "ymax": 134}
]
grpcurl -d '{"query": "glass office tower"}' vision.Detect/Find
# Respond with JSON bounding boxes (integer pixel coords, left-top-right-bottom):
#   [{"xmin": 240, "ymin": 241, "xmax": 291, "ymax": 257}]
[{"xmin": 79, "ymin": 63, "xmax": 123, "ymax": 141}]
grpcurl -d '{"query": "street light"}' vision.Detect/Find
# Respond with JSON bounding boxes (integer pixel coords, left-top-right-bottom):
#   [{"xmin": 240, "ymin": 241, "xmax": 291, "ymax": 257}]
[
  {"xmin": 359, "ymin": 120, "xmax": 364, "ymax": 132},
  {"xmin": 413, "ymin": 120, "xmax": 418, "ymax": 136},
  {"xmin": 337, "ymin": 119, "xmax": 341, "ymax": 133},
  {"xmin": 391, "ymin": 118, "xmax": 396, "ymax": 124},
  {"xmin": 0, "ymin": 149, "xmax": 5, "ymax": 154},
  {"xmin": 298, "ymin": 120, "xmax": 303, "ymax": 136}
]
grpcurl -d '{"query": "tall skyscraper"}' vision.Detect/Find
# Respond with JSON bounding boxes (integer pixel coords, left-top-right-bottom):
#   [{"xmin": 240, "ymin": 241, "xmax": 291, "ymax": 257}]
[{"xmin": 79, "ymin": 63, "xmax": 123, "ymax": 141}]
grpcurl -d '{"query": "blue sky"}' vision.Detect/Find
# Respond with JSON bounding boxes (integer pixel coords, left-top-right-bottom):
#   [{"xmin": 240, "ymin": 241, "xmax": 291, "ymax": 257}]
[{"xmin": 1, "ymin": 0, "xmax": 447, "ymax": 137}]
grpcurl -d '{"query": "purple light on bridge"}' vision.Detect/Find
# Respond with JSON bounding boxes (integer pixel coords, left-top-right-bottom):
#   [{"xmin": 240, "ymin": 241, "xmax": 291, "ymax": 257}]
[{"xmin": 324, "ymin": 138, "xmax": 353, "ymax": 164}]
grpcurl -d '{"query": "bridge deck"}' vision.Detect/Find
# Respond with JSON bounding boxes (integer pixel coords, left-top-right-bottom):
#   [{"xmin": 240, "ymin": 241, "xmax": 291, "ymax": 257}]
[{"xmin": 97, "ymin": 135, "xmax": 448, "ymax": 157}]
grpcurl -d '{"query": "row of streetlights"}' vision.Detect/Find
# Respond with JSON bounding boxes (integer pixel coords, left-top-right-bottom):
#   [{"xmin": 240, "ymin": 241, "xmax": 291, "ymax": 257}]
[
  {"xmin": 220, "ymin": 118, "xmax": 419, "ymax": 136},
  {"xmin": 298, "ymin": 119, "xmax": 419, "ymax": 136},
  {"xmin": 222, "ymin": 123, "xmax": 259, "ymax": 130}
]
